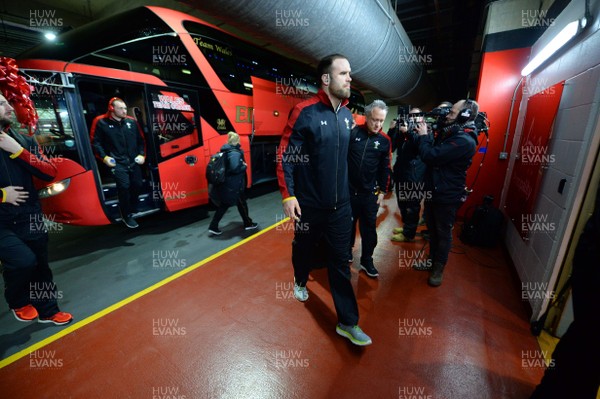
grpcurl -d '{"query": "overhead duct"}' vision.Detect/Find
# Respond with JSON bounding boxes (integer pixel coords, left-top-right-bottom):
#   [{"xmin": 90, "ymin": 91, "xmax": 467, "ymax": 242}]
[{"xmin": 188, "ymin": 0, "xmax": 435, "ymax": 106}]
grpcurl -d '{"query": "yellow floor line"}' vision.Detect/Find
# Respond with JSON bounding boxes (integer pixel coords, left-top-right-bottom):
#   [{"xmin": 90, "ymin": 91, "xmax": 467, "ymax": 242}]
[{"xmin": 0, "ymin": 218, "xmax": 288, "ymax": 370}]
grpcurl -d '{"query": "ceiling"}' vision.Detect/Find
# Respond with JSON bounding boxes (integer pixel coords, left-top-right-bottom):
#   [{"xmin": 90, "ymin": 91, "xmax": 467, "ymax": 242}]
[
  {"xmin": 392, "ymin": 0, "xmax": 488, "ymax": 103},
  {"xmin": 0, "ymin": 0, "xmax": 489, "ymax": 104}
]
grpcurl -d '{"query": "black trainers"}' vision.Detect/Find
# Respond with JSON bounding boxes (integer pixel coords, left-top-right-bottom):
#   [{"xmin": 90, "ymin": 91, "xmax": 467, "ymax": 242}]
[
  {"xmin": 360, "ymin": 263, "xmax": 379, "ymax": 278},
  {"xmin": 244, "ymin": 222, "xmax": 258, "ymax": 231},
  {"xmin": 209, "ymin": 228, "xmax": 222, "ymax": 235},
  {"xmin": 122, "ymin": 215, "xmax": 139, "ymax": 229}
]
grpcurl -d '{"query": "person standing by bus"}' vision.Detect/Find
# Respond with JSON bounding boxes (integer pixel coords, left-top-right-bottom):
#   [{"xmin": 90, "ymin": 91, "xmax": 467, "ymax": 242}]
[
  {"xmin": 91, "ymin": 98, "xmax": 146, "ymax": 228},
  {"xmin": 208, "ymin": 131, "xmax": 258, "ymax": 235},
  {"xmin": 0, "ymin": 57, "xmax": 72, "ymax": 325},
  {"xmin": 277, "ymin": 54, "xmax": 372, "ymax": 346}
]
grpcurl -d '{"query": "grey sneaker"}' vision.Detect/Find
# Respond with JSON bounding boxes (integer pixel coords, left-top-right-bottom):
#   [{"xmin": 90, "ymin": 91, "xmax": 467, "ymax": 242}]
[
  {"xmin": 336, "ymin": 323, "xmax": 372, "ymax": 346},
  {"xmin": 293, "ymin": 279, "xmax": 308, "ymax": 302}
]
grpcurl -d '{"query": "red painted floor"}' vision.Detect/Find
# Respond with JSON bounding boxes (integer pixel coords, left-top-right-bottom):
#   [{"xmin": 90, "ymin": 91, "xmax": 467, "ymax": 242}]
[{"xmin": 0, "ymin": 198, "xmax": 544, "ymax": 398}]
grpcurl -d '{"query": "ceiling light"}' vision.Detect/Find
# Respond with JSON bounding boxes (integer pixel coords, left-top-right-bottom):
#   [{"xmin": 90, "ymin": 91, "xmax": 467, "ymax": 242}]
[{"xmin": 521, "ymin": 20, "xmax": 580, "ymax": 76}]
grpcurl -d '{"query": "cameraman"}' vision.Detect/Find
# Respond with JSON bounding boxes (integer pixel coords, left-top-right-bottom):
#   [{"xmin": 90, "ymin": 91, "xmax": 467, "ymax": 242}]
[
  {"xmin": 391, "ymin": 108, "xmax": 426, "ymax": 243},
  {"xmin": 415, "ymin": 99, "xmax": 479, "ymax": 287}
]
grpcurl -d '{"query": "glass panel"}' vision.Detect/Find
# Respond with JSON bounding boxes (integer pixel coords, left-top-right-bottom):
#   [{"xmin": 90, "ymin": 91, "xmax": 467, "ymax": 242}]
[
  {"xmin": 24, "ymin": 72, "xmax": 80, "ymax": 164},
  {"xmin": 78, "ymin": 35, "xmax": 206, "ymax": 87},
  {"xmin": 147, "ymin": 89, "xmax": 200, "ymax": 159}
]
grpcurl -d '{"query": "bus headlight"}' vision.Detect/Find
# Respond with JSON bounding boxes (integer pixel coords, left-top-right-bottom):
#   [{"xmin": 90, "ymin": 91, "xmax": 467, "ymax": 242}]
[{"xmin": 38, "ymin": 178, "xmax": 70, "ymax": 198}]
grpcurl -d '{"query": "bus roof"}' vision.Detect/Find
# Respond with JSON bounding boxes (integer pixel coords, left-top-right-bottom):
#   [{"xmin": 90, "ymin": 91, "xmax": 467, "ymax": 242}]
[{"xmin": 19, "ymin": 7, "xmax": 172, "ymax": 62}]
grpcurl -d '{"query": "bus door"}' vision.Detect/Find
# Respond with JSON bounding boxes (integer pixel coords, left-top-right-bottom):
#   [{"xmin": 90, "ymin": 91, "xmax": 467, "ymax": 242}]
[
  {"xmin": 145, "ymin": 86, "xmax": 206, "ymax": 211},
  {"xmin": 77, "ymin": 79, "xmax": 159, "ymax": 222}
]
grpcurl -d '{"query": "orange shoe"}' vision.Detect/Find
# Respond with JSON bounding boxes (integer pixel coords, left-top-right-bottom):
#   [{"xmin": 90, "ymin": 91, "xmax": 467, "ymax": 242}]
[
  {"xmin": 11, "ymin": 304, "xmax": 39, "ymax": 322},
  {"xmin": 38, "ymin": 311, "xmax": 73, "ymax": 326}
]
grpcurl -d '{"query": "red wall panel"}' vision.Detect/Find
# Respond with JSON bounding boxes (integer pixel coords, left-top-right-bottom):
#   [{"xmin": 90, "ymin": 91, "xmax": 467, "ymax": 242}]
[{"xmin": 461, "ymin": 47, "xmax": 531, "ymax": 217}]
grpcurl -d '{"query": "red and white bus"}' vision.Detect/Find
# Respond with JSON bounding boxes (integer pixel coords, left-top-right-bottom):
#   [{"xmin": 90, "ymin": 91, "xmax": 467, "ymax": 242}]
[{"xmin": 16, "ymin": 6, "xmax": 365, "ymax": 225}]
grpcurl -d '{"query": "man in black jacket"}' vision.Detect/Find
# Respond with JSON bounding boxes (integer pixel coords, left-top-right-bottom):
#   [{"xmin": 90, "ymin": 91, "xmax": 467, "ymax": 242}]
[
  {"xmin": 208, "ymin": 132, "xmax": 257, "ymax": 235},
  {"xmin": 277, "ymin": 54, "xmax": 371, "ymax": 346},
  {"xmin": 91, "ymin": 97, "xmax": 146, "ymax": 228},
  {"xmin": 348, "ymin": 99, "xmax": 392, "ymax": 277},
  {"xmin": 415, "ymin": 99, "xmax": 478, "ymax": 286},
  {"xmin": 0, "ymin": 89, "xmax": 72, "ymax": 325},
  {"xmin": 390, "ymin": 107, "xmax": 427, "ymax": 243}
]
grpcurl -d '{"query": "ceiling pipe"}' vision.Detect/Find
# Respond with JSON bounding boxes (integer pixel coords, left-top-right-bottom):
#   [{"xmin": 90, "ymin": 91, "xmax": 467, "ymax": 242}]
[{"xmin": 188, "ymin": 0, "xmax": 435, "ymax": 106}]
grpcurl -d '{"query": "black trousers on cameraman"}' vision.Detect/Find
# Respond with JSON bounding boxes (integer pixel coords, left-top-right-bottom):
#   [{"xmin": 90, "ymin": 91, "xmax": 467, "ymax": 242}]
[
  {"xmin": 0, "ymin": 215, "xmax": 61, "ymax": 318},
  {"xmin": 424, "ymin": 201, "xmax": 460, "ymax": 265},
  {"xmin": 395, "ymin": 181, "xmax": 422, "ymax": 239}
]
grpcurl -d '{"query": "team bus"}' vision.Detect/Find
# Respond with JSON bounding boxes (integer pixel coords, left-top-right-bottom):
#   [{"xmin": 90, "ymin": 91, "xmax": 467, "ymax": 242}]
[{"xmin": 16, "ymin": 6, "xmax": 365, "ymax": 225}]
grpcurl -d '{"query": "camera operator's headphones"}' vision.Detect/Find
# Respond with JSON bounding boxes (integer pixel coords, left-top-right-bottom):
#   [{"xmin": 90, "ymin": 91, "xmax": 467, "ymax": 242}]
[
  {"xmin": 456, "ymin": 99, "xmax": 475, "ymax": 124},
  {"xmin": 108, "ymin": 97, "xmax": 124, "ymax": 112}
]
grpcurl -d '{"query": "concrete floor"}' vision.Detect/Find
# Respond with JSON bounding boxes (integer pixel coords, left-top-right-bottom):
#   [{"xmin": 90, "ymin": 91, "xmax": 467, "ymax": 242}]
[{"xmin": 0, "ymin": 186, "xmax": 546, "ymax": 398}]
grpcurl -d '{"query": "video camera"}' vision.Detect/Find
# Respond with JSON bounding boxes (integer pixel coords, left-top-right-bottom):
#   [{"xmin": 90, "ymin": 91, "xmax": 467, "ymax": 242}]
[
  {"xmin": 425, "ymin": 106, "xmax": 489, "ymax": 136},
  {"xmin": 395, "ymin": 103, "xmax": 490, "ymax": 136},
  {"xmin": 394, "ymin": 105, "xmax": 424, "ymax": 133},
  {"xmin": 423, "ymin": 107, "xmax": 450, "ymax": 132}
]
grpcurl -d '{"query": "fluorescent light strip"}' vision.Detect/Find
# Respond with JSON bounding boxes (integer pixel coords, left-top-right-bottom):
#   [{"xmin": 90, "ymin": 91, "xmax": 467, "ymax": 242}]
[{"xmin": 521, "ymin": 20, "xmax": 580, "ymax": 76}]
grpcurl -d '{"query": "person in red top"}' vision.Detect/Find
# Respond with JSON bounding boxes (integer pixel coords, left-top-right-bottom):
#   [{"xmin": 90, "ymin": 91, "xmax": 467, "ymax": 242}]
[
  {"xmin": 90, "ymin": 97, "xmax": 146, "ymax": 228},
  {"xmin": 277, "ymin": 54, "xmax": 372, "ymax": 346},
  {"xmin": 0, "ymin": 57, "xmax": 72, "ymax": 325}
]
